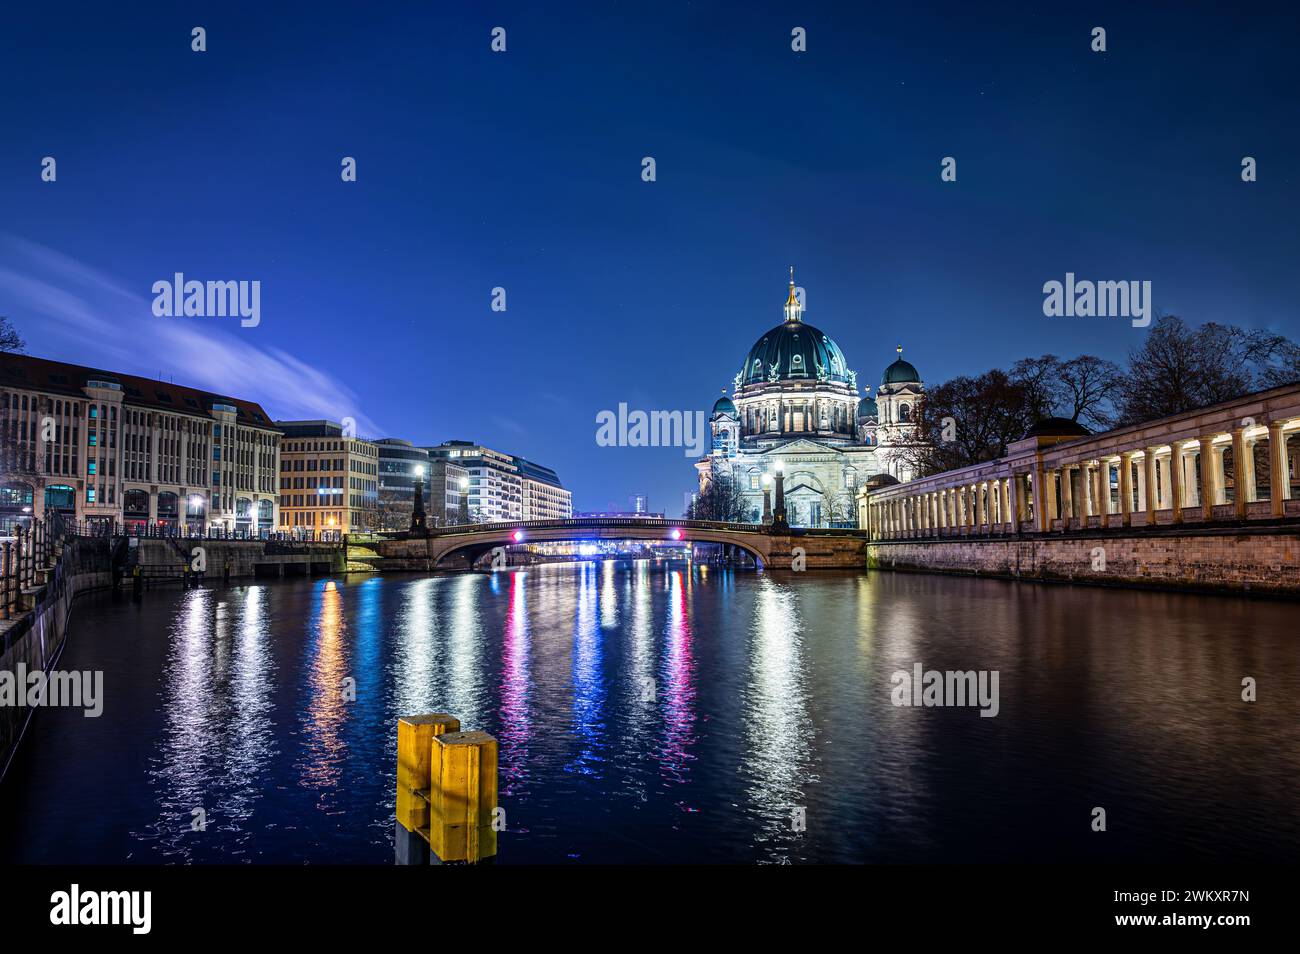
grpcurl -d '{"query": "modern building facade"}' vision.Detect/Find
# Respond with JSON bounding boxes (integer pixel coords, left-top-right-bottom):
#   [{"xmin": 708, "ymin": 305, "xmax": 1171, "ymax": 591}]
[
  {"xmin": 375, "ymin": 438, "xmax": 430, "ymax": 530},
  {"xmin": 695, "ymin": 272, "xmax": 928, "ymax": 527},
  {"xmin": 516, "ymin": 457, "xmax": 573, "ymax": 520},
  {"xmin": 275, "ymin": 420, "xmax": 379, "ymax": 538},
  {"xmin": 0, "ymin": 353, "xmax": 280, "ymax": 534},
  {"xmin": 424, "ymin": 441, "xmax": 571, "ymax": 523}
]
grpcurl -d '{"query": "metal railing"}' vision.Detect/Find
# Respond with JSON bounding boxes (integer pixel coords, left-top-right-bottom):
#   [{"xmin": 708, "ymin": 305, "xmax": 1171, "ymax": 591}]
[{"xmin": 1, "ymin": 509, "xmax": 66, "ymax": 621}]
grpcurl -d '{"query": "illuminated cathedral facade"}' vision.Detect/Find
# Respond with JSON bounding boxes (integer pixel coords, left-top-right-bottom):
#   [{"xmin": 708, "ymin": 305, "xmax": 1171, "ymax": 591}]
[{"xmin": 694, "ymin": 271, "xmax": 926, "ymax": 527}]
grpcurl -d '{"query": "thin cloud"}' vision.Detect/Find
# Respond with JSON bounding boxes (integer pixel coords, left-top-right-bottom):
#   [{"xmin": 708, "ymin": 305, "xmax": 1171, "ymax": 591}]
[{"xmin": 0, "ymin": 235, "xmax": 381, "ymax": 434}]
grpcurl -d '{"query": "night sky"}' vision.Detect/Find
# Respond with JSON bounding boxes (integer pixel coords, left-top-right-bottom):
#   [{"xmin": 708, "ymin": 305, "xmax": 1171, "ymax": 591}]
[{"xmin": 2, "ymin": 1, "xmax": 1297, "ymax": 513}]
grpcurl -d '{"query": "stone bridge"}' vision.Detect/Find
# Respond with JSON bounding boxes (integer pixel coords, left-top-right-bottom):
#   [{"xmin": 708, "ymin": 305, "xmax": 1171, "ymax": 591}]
[{"xmin": 368, "ymin": 518, "xmax": 868, "ymax": 571}]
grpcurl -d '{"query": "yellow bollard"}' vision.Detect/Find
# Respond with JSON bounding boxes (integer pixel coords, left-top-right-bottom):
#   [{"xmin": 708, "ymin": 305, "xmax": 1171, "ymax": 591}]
[
  {"xmin": 396, "ymin": 714, "xmax": 460, "ymax": 835},
  {"xmin": 428, "ymin": 730, "xmax": 499, "ymax": 863}
]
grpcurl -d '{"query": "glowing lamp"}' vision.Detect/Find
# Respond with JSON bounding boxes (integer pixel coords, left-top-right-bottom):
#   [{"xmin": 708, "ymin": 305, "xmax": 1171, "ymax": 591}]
[
  {"xmin": 512, "ymin": 530, "xmax": 524, "ymax": 543},
  {"xmin": 761, "ymin": 473, "xmax": 772, "ymax": 487},
  {"xmin": 458, "ymin": 476, "xmax": 469, "ymax": 490},
  {"xmin": 415, "ymin": 465, "xmax": 426, "ymax": 477},
  {"xmin": 670, "ymin": 528, "xmax": 682, "ymax": 541},
  {"xmin": 773, "ymin": 460, "xmax": 784, "ymax": 474}
]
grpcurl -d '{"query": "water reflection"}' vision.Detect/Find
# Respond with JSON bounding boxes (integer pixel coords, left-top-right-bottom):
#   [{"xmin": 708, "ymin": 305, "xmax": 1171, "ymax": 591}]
[
  {"xmin": 498, "ymin": 571, "xmax": 532, "ymax": 795},
  {"xmin": 743, "ymin": 578, "xmax": 814, "ymax": 860},
  {"xmin": 9, "ymin": 567, "xmax": 1298, "ymax": 865},
  {"xmin": 298, "ymin": 581, "xmax": 349, "ymax": 804},
  {"xmin": 141, "ymin": 585, "xmax": 278, "ymax": 860},
  {"xmin": 656, "ymin": 570, "xmax": 697, "ymax": 787},
  {"xmin": 568, "ymin": 563, "xmax": 606, "ymax": 774}
]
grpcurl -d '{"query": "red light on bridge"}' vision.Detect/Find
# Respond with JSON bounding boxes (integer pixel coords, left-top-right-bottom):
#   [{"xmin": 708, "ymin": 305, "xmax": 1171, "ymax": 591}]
[
  {"xmin": 512, "ymin": 530, "xmax": 525, "ymax": 543},
  {"xmin": 670, "ymin": 528, "xmax": 683, "ymax": 541}
]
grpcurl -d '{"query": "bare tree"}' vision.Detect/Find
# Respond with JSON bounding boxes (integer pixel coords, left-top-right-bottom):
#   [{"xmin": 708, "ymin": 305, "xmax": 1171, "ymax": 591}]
[
  {"xmin": 892, "ymin": 369, "xmax": 1038, "ymax": 476},
  {"xmin": 1117, "ymin": 315, "xmax": 1297, "ymax": 423},
  {"xmin": 685, "ymin": 475, "xmax": 750, "ymax": 522},
  {"xmin": 1056, "ymin": 354, "xmax": 1123, "ymax": 429},
  {"xmin": 1011, "ymin": 353, "xmax": 1121, "ymax": 429},
  {"xmin": 0, "ymin": 317, "xmax": 25, "ymax": 354}
]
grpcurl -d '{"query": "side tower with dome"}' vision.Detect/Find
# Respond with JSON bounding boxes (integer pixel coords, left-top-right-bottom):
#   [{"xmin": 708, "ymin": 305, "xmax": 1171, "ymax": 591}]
[{"xmin": 694, "ymin": 271, "xmax": 928, "ymax": 526}]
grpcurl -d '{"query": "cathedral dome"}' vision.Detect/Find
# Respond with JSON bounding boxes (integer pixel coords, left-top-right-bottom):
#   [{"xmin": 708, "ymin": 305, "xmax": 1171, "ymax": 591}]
[
  {"xmin": 878, "ymin": 348, "xmax": 920, "ymax": 384},
  {"xmin": 856, "ymin": 395, "xmax": 878, "ymax": 419},
  {"xmin": 739, "ymin": 275, "xmax": 852, "ymax": 387},
  {"xmin": 740, "ymin": 320, "xmax": 852, "ymax": 386},
  {"xmin": 711, "ymin": 393, "xmax": 737, "ymax": 417},
  {"xmin": 881, "ymin": 350, "xmax": 920, "ymax": 385}
]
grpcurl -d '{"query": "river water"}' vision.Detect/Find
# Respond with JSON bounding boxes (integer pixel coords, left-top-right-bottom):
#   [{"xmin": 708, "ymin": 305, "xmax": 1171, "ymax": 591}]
[{"xmin": 2, "ymin": 562, "xmax": 1297, "ymax": 864}]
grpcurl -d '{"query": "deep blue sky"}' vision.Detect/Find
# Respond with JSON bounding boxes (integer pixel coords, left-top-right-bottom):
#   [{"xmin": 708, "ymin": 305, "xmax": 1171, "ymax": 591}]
[{"xmin": 2, "ymin": 2, "xmax": 1298, "ymax": 513}]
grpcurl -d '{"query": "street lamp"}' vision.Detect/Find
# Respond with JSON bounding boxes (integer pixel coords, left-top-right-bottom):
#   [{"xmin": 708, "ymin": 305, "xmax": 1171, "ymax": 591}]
[
  {"xmin": 410, "ymin": 464, "xmax": 428, "ymax": 534},
  {"xmin": 771, "ymin": 461, "xmax": 788, "ymax": 530},
  {"xmin": 761, "ymin": 473, "xmax": 773, "ymax": 525}
]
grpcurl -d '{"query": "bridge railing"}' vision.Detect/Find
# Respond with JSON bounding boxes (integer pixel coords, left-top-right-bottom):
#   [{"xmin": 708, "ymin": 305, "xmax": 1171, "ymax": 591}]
[{"xmin": 370, "ymin": 517, "xmax": 870, "ymax": 539}]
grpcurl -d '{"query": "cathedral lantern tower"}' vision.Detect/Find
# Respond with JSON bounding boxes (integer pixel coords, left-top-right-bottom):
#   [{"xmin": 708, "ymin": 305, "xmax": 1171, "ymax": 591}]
[{"xmin": 875, "ymin": 345, "xmax": 925, "ymax": 481}]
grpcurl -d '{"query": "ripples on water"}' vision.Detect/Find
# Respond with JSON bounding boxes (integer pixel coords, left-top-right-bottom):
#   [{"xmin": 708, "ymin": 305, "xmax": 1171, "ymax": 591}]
[{"xmin": 2, "ymin": 563, "xmax": 1297, "ymax": 864}]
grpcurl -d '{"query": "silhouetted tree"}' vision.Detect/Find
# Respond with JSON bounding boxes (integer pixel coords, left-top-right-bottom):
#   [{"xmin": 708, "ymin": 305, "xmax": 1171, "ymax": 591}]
[
  {"xmin": 0, "ymin": 317, "xmax": 24, "ymax": 354},
  {"xmin": 686, "ymin": 475, "xmax": 750, "ymax": 522},
  {"xmin": 1117, "ymin": 315, "xmax": 1299, "ymax": 422}
]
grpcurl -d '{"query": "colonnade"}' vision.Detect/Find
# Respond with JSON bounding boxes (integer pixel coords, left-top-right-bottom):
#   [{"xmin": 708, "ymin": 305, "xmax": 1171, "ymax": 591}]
[{"xmin": 864, "ymin": 409, "xmax": 1299, "ymax": 540}]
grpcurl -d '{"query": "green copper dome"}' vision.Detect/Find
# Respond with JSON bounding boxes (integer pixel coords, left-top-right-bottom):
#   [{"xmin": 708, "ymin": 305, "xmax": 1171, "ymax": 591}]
[
  {"xmin": 881, "ymin": 354, "xmax": 920, "ymax": 385},
  {"xmin": 856, "ymin": 395, "xmax": 878, "ymax": 419},
  {"xmin": 741, "ymin": 320, "xmax": 851, "ymax": 386},
  {"xmin": 711, "ymin": 394, "xmax": 737, "ymax": 417}
]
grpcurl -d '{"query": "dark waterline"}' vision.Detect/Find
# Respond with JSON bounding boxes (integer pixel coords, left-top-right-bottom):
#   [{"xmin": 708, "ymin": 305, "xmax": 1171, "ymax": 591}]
[{"xmin": 2, "ymin": 563, "xmax": 1297, "ymax": 864}]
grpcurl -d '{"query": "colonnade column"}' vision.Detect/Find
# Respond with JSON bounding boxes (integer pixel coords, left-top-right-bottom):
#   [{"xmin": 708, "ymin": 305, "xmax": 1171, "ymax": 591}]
[
  {"xmin": 1143, "ymin": 448, "xmax": 1158, "ymax": 525},
  {"xmin": 1059, "ymin": 466, "xmax": 1071, "ymax": 527},
  {"xmin": 1118, "ymin": 452, "xmax": 1134, "ymax": 527},
  {"xmin": 1232, "ymin": 427, "xmax": 1248, "ymax": 519},
  {"xmin": 1269, "ymin": 421, "xmax": 1290, "ymax": 517},
  {"xmin": 1169, "ymin": 443, "xmax": 1184, "ymax": 523},
  {"xmin": 1198, "ymin": 436, "xmax": 1217, "ymax": 520},
  {"xmin": 1097, "ymin": 460, "xmax": 1107, "ymax": 527}
]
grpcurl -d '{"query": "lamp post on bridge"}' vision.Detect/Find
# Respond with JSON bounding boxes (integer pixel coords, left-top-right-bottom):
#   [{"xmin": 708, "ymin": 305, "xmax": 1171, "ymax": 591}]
[
  {"xmin": 771, "ymin": 459, "xmax": 788, "ymax": 531},
  {"xmin": 410, "ymin": 465, "xmax": 428, "ymax": 536},
  {"xmin": 761, "ymin": 473, "xmax": 773, "ymax": 525},
  {"xmin": 458, "ymin": 476, "xmax": 470, "ymax": 526}
]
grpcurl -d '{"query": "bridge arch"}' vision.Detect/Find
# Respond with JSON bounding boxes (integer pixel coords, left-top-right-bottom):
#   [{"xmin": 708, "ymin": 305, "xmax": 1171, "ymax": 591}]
[{"xmin": 428, "ymin": 524, "xmax": 771, "ymax": 569}]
